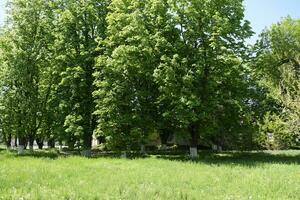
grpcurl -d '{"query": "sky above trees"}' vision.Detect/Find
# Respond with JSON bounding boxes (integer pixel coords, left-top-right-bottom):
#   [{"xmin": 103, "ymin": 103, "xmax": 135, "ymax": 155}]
[
  {"xmin": 0, "ymin": 0, "xmax": 5, "ymax": 24},
  {"xmin": 244, "ymin": 0, "xmax": 300, "ymax": 43},
  {"xmin": 0, "ymin": 0, "xmax": 300, "ymax": 40}
]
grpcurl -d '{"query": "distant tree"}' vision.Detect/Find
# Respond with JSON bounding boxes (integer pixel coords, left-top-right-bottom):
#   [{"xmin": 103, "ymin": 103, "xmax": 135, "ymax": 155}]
[
  {"xmin": 255, "ymin": 17, "xmax": 300, "ymax": 149},
  {"xmin": 0, "ymin": 0, "xmax": 57, "ymax": 153},
  {"xmin": 0, "ymin": 30, "xmax": 16, "ymax": 149}
]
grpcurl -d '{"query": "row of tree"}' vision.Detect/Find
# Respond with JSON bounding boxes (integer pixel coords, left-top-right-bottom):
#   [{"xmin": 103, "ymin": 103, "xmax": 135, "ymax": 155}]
[{"xmin": 0, "ymin": 0, "xmax": 299, "ymax": 157}]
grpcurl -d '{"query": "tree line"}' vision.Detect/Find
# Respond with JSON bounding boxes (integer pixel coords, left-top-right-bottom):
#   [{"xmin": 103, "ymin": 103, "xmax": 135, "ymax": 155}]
[{"xmin": 0, "ymin": 0, "xmax": 299, "ymax": 157}]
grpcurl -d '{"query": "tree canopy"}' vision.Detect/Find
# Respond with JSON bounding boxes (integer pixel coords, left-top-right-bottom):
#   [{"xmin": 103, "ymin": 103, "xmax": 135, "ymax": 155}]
[{"xmin": 0, "ymin": 0, "xmax": 299, "ymax": 156}]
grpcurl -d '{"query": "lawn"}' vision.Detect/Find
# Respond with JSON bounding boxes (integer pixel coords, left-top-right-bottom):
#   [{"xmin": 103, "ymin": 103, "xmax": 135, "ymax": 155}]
[{"xmin": 0, "ymin": 149, "xmax": 299, "ymax": 200}]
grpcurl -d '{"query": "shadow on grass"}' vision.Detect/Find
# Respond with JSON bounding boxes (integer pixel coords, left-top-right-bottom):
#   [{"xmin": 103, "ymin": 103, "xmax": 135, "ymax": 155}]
[
  {"xmin": 91, "ymin": 150, "xmax": 300, "ymax": 166},
  {"xmin": 11, "ymin": 149, "xmax": 65, "ymax": 159},
  {"xmin": 11, "ymin": 150, "xmax": 149, "ymax": 160},
  {"xmin": 156, "ymin": 151, "xmax": 300, "ymax": 166},
  {"xmin": 91, "ymin": 151, "xmax": 151, "ymax": 159},
  {"xmin": 10, "ymin": 149, "xmax": 147, "ymax": 160},
  {"xmin": 6, "ymin": 148, "xmax": 300, "ymax": 166}
]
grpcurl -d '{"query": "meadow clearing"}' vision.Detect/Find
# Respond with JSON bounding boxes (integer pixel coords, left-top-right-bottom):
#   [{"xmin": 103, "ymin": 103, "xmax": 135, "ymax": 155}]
[{"xmin": 0, "ymin": 149, "xmax": 299, "ymax": 200}]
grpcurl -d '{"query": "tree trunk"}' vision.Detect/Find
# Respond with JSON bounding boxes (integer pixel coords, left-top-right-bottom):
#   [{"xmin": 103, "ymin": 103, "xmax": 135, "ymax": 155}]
[
  {"xmin": 140, "ymin": 144, "xmax": 146, "ymax": 154},
  {"xmin": 82, "ymin": 131, "xmax": 92, "ymax": 157},
  {"xmin": 48, "ymin": 138, "xmax": 55, "ymax": 148},
  {"xmin": 58, "ymin": 140, "xmax": 63, "ymax": 151},
  {"xmin": 189, "ymin": 124, "xmax": 199, "ymax": 159},
  {"xmin": 82, "ymin": 133, "xmax": 92, "ymax": 152},
  {"xmin": 82, "ymin": 56, "xmax": 96, "ymax": 156},
  {"xmin": 36, "ymin": 137, "xmax": 44, "ymax": 149},
  {"xmin": 28, "ymin": 134, "xmax": 34, "ymax": 152},
  {"xmin": 5, "ymin": 133, "xmax": 12, "ymax": 150},
  {"xmin": 18, "ymin": 136, "xmax": 27, "ymax": 155},
  {"xmin": 159, "ymin": 129, "xmax": 170, "ymax": 150},
  {"xmin": 14, "ymin": 136, "xmax": 18, "ymax": 149},
  {"xmin": 67, "ymin": 139, "xmax": 75, "ymax": 150}
]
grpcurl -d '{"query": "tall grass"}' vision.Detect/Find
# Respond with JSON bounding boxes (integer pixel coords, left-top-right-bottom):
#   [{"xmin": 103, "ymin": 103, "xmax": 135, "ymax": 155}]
[{"xmin": 0, "ymin": 150, "xmax": 299, "ymax": 199}]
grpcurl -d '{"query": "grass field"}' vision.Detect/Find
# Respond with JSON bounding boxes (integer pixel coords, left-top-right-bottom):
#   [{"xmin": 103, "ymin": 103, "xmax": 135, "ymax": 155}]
[{"xmin": 0, "ymin": 149, "xmax": 299, "ymax": 200}]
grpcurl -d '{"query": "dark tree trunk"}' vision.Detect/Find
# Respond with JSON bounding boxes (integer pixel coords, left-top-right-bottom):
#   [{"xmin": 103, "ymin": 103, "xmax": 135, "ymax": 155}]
[
  {"xmin": 18, "ymin": 136, "xmax": 27, "ymax": 154},
  {"xmin": 81, "ymin": 64, "xmax": 94, "ymax": 157},
  {"xmin": 14, "ymin": 136, "xmax": 18, "ymax": 147},
  {"xmin": 82, "ymin": 132, "xmax": 92, "ymax": 150},
  {"xmin": 18, "ymin": 136, "xmax": 27, "ymax": 147},
  {"xmin": 189, "ymin": 124, "xmax": 198, "ymax": 148},
  {"xmin": 81, "ymin": 110, "xmax": 94, "ymax": 157},
  {"xmin": 28, "ymin": 134, "xmax": 35, "ymax": 151},
  {"xmin": 24, "ymin": 139, "xmax": 28, "ymax": 149},
  {"xmin": 48, "ymin": 138, "xmax": 55, "ymax": 148},
  {"xmin": 189, "ymin": 123, "xmax": 199, "ymax": 159},
  {"xmin": 159, "ymin": 129, "xmax": 170, "ymax": 149},
  {"xmin": 67, "ymin": 139, "xmax": 75, "ymax": 150},
  {"xmin": 81, "ymin": 37, "xmax": 96, "ymax": 156},
  {"xmin": 5, "ymin": 133, "xmax": 12, "ymax": 149},
  {"xmin": 36, "ymin": 137, "xmax": 44, "ymax": 149},
  {"xmin": 82, "ymin": 128, "xmax": 92, "ymax": 157}
]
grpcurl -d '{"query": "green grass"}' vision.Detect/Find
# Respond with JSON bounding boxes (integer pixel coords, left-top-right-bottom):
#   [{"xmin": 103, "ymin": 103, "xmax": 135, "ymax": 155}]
[{"xmin": 0, "ymin": 149, "xmax": 299, "ymax": 200}]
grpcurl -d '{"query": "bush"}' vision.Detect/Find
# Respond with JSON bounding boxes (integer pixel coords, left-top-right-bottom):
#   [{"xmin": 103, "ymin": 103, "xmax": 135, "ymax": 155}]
[{"xmin": 258, "ymin": 112, "xmax": 296, "ymax": 149}]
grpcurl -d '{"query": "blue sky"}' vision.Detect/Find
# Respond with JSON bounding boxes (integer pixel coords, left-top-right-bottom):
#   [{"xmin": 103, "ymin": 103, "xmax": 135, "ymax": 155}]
[
  {"xmin": 1, "ymin": 0, "xmax": 300, "ymax": 43},
  {"xmin": 244, "ymin": 0, "xmax": 300, "ymax": 43},
  {"xmin": 0, "ymin": 0, "xmax": 5, "ymax": 25}
]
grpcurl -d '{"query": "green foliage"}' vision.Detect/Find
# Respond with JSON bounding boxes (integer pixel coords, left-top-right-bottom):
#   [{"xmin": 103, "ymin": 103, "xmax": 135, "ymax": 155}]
[
  {"xmin": 93, "ymin": 0, "xmax": 256, "ymax": 150},
  {"xmin": 153, "ymin": 0, "xmax": 254, "ymax": 148},
  {"xmin": 0, "ymin": 0, "xmax": 299, "ymax": 151},
  {"xmin": 0, "ymin": 0, "xmax": 109, "ymax": 150},
  {"xmin": 0, "ymin": 0, "xmax": 55, "ymax": 147},
  {"xmin": 258, "ymin": 112, "xmax": 293, "ymax": 149},
  {"xmin": 255, "ymin": 17, "xmax": 300, "ymax": 149},
  {"xmin": 94, "ymin": 0, "xmax": 172, "ymax": 149},
  {"xmin": 50, "ymin": 0, "xmax": 110, "ymax": 149}
]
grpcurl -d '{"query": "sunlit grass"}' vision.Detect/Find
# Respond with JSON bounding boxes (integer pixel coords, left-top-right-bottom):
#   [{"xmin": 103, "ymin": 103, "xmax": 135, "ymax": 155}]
[{"xmin": 0, "ymin": 150, "xmax": 299, "ymax": 199}]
